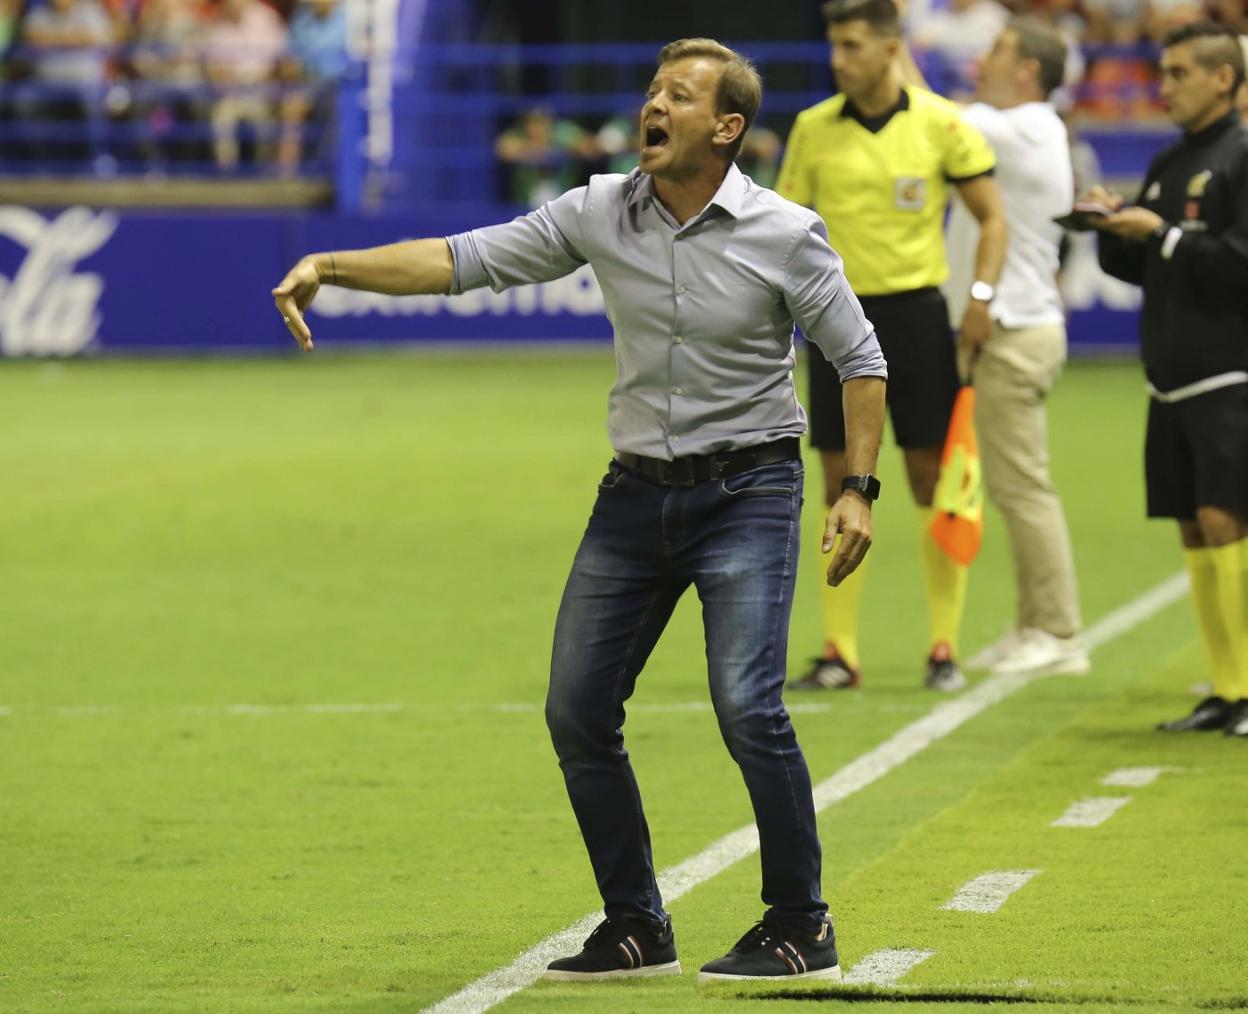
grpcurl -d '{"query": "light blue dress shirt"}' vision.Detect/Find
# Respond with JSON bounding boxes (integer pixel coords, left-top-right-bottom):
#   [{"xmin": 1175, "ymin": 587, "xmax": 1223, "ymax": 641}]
[{"xmin": 448, "ymin": 165, "xmax": 886, "ymax": 459}]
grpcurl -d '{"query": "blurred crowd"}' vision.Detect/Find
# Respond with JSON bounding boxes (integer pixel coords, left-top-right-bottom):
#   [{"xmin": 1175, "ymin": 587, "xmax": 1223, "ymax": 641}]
[
  {"xmin": 906, "ymin": 0, "xmax": 1246, "ymax": 113},
  {"xmin": 0, "ymin": 0, "xmax": 348, "ymax": 172},
  {"xmin": 494, "ymin": 0, "xmax": 1247, "ymax": 206},
  {"xmin": 494, "ymin": 106, "xmax": 783, "ymax": 207}
]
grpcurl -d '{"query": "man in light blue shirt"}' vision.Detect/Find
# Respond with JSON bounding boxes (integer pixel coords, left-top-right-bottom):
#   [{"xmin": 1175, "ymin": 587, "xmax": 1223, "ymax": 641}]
[{"xmin": 274, "ymin": 37, "xmax": 886, "ymax": 986}]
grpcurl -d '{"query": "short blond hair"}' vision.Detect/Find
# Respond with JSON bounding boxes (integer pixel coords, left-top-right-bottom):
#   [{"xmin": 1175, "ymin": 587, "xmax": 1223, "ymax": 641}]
[{"xmin": 657, "ymin": 38, "xmax": 762, "ymax": 160}]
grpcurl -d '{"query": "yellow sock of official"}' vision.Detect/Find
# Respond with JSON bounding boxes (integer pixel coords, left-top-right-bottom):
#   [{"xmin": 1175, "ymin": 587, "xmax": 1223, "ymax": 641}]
[
  {"xmin": 1209, "ymin": 539, "xmax": 1248, "ymax": 702},
  {"xmin": 817, "ymin": 512, "xmax": 870, "ymax": 669},
  {"xmin": 1185, "ymin": 547, "xmax": 1236, "ymax": 700},
  {"xmin": 920, "ymin": 507, "xmax": 967, "ymax": 657}
]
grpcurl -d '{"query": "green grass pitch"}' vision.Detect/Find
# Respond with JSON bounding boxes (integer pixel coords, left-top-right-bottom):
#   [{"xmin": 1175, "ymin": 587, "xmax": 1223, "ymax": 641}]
[{"xmin": 1, "ymin": 351, "xmax": 1243, "ymax": 1012}]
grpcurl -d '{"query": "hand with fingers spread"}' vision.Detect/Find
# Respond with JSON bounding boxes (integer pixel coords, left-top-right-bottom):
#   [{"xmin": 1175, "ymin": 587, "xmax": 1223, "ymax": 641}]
[
  {"xmin": 823, "ymin": 491, "xmax": 873, "ymax": 587},
  {"xmin": 272, "ymin": 255, "xmax": 325, "ymax": 352}
]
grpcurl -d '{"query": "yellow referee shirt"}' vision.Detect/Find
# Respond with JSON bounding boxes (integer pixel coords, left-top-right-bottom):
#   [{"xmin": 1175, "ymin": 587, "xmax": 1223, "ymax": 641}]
[{"xmin": 777, "ymin": 86, "xmax": 995, "ymax": 297}]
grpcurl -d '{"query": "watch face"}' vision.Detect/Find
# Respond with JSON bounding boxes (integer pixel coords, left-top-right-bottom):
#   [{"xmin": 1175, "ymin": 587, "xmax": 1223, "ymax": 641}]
[
  {"xmin": 843, "ymin": 475, "xmax": 880, "ymax": 500},
  {"xmin": 970, "ymin": 281, "xmax": 994, "ymax": 302}
]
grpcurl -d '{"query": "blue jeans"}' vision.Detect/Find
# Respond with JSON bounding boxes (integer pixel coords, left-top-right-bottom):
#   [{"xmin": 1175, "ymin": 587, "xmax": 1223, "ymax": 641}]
[{"xmin": 545, "ymin": 457, "xmax": 826, "ymax": 932}]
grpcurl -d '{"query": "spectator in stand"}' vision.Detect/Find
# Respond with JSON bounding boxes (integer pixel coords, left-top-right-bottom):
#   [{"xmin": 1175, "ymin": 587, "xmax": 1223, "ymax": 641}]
[
  {"xmin": 20, "ymin": 0, "xmax": 114, "ymax": 163},
  {"xmin": 494, "ymin": 106, "xmax": 600, "ymax": 207},
  {"xmin": 129, "ymin": 0, "xmax": 207, "ymax": 164},
  {"xmin": 203, "ymin": 0, "xmax": 287, "ymax": 170},
  {"xmin": 0, "ymin": 0, "xmax": 20, "ymax": 53},
  {"xmin": 277, "ymin": 0, "xmax": 347, "ymax": 174},
  {"xmin": 1241, "ymin": 35, "xmax": 1248, "ymax": 111},
  {"xmin": 1083, "ymin": 0, "xmax": 1148, "ymax": 43},
  {"xmin": 910, "ymin": 0, "xmax": 1010, "ymax": 96},
  {"xmin": 1079, "ymin": 0, "xmax": 1161, "ymax": 119},
  {"xmin": 595, "ymin": 112, "xmax": 640, "ymax": 175},
  {"xmin": 1210, "ymin": 0, "xmax": 1248, "ymax": 34},
  {"xmin": 738, "ymin": 124, "xmax": 782, "ymax": 188}
]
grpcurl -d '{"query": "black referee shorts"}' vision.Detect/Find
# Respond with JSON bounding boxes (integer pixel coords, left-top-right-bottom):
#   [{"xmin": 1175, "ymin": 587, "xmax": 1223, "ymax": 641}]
[
  {"xmin": 807, "ymin": 286, "xmax": 959, "ymax": 451},
  {"xmin": 1145, "ymin": 384, "xmax": 1248, "ymax": 520}
]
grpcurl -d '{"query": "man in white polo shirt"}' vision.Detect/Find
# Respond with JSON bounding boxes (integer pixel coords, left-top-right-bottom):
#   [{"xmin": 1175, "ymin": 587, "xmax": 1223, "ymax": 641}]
[{"xmin": 943, "ymin": 17, "xmax": 1089, "ymax": 676}]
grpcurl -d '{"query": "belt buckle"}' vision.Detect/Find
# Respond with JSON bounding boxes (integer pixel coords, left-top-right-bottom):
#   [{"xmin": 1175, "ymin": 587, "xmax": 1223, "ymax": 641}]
[{"xmin": 663, "ymin": 458, "xmax": 696, "ymax": 487}]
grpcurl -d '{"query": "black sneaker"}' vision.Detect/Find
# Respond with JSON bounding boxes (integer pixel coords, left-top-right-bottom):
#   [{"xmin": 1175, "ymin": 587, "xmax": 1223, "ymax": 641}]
[
  {"xmin": 1223, "ymin": 699, "xmax": 1248, "ymax": 737},
  {"xmin": 924, "ymin": 642, "xmax": 966, "ymax": 692},
  {"xmin": 1157, "ymin": 695, "xmax": 1231, "ymax": 732},
  {"xmin": 544, "ymin": 916, "xmax": 681, "ymax": 981},
  {"xmin": 698, "ymin": 915, "xmax": 840, "ymax": 982},
  {"xmin": 790, "ymin": 653, "xmax": 860, "ymax": 690}
]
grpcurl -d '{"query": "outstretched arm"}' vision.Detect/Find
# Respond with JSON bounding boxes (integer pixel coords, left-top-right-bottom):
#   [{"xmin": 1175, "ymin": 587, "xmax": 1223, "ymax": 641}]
[{"xmin": 272, "ymin": 239, "xmax": 454, "ymax": 351}]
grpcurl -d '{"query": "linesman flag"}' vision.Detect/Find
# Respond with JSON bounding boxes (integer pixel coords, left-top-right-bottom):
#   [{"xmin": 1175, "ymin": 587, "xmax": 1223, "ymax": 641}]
[{"xmin": 929, "ymin": 386, "xmax": 983, "ymax": 565}]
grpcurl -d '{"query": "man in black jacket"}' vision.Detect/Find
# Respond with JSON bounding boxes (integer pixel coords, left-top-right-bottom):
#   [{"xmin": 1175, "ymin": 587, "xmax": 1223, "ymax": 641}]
[{"xmin": 1089, "ymin": 21, "xmax": 1248, "ymax": 737}]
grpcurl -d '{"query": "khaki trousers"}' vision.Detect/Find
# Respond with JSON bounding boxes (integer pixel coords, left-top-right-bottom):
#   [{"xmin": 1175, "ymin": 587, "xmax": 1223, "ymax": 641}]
[{"xmin": 974, "ymin": 321, "xmax": 1082, "ymax": 637}]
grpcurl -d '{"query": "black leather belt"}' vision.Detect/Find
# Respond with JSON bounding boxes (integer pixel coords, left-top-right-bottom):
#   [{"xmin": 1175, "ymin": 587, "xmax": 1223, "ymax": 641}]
[{"xmin": 616, "ymin": 437, "xmax": 800, "ymax": 487}]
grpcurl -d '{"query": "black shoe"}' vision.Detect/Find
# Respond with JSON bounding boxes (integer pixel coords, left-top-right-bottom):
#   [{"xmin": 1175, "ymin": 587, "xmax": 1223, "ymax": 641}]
[
  {"xmin": 790, "ymin": 653, "xmax": 860, "ymax": 690},
  {"xmin": 1157, "ymin": 695, "xmax": 1231, "ymax": 732},
  {"xmin": 924, "ymin": 642, "xmax": 966, "ymax": 692},
  {"xmin": 698, "ymin": 915, "xmax": 841, "ymax": 982},
  {"xmin": 544, "ymin": 916, "xmax": 681, "ymax": 981},
  {"xmin": 1224, "ymin": 699, "xmax": 1248, "ymax": 737}
]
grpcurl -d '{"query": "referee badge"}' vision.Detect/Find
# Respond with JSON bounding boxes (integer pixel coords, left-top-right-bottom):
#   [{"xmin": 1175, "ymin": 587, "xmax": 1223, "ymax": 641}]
[{"xmin": 894, "ymin": 177, "xmax": 925, "ymax": 211}]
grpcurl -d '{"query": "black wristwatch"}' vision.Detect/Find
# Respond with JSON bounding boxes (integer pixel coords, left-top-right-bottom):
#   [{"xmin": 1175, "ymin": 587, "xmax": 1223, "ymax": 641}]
[{"xmin": 841, "ymin": 474, "xmax": 881, "ymax": 502}]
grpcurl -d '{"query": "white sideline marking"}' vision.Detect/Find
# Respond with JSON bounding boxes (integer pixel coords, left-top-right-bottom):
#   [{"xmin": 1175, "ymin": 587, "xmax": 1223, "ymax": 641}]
[
  {"xmin": 843, "ymin": 948, "xmax": 935, "ymax": 985},
  {"xmin": 421, "ymin": 571, "xmax": 1187, "ymax": 1014},
  {"xmin": 1101, "ymin": 766, "xmax": 1176, "ymax": 788},
  {"xmin": 225, "ymin": 703, "xmax": 403, "ymax": 716},
  {"xmin": 1051, "ymin": 796, "xmax": 1132, "ymax": 827},
  {"xmin": 942, "ymin": 870, "xmax": 1041, "ymax": 913}
]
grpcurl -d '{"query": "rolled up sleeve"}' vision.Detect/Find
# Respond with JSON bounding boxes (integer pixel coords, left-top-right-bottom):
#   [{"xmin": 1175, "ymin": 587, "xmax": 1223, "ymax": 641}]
[
  {"xmin": 446, "ymin": 186, "xmax": 590, "ymax": 294},
  {"xmin": 783, "ymin": 217, "xmax": 887, "ymax": 381}
]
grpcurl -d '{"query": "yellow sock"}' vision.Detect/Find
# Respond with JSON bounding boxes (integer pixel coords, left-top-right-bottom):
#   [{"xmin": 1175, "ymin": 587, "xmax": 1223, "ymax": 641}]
[
  {"xmin": 1185, "ymin": 547, "xmax": 1235, "ymax": 700},
  {"xmin": 920, "ymin": 507, "xmax": 968, "ymax": 656},
  {"xmin": 817, "ymin": 513, "xmax": 870, "ymax": 669},
  {"xmin": 1209, "ymin": 539, "xmax": 1248, "ymax": 701}
]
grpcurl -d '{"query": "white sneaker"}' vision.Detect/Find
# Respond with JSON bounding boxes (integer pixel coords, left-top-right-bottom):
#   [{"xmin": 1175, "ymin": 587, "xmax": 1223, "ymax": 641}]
[
  {"xmin": 991, "ymin": 629, "xmax": 1090, "ymax": 677},
  {"xmin": 965, "ymin": 628, "xmax": 1023, "ymax": 670}
]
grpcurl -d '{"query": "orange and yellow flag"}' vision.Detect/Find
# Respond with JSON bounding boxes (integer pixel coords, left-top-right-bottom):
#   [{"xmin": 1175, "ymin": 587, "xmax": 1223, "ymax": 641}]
[{"xmin": 929, "ymin": 386, "xmax": 983, "ymax": 566}]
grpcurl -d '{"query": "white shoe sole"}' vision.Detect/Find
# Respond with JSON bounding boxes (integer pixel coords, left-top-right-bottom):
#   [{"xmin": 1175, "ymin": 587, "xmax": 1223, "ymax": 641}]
[
  {"xmin": 966, "ymin": 647, "xmax": 1012, "ymax": 669},
  {"xmin": 992, "ymin": 655, "xmax": 1091, "ymax": 677},
  {"xmin": 698, "ymin": 964, "xmax": 842, "ymax": 983},
  {"xmin": 543, "ymin": 960, "xmax": 682, "ymax": 981}
]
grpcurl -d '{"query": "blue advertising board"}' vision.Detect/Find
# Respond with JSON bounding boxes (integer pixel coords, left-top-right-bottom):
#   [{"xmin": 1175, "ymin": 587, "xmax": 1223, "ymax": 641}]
[{"xmin": 0, "ymin": 205, "xmax": 1142, "ymax": 357}]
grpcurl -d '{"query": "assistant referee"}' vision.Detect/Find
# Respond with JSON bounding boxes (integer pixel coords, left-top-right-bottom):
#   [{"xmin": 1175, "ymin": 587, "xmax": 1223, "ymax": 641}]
[
  {"xmin": 1092, "ymin": 22, "xmax": 1248, "ymax": 738},
  {"xmin": 780, "ymin": 0, "xmax": 1007, "ymax": 692}
]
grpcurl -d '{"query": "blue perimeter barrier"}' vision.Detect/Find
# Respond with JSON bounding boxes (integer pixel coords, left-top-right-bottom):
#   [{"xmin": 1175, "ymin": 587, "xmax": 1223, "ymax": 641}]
[{"xmin": 0, "ymin": 205, "xmax": 1142, "ymax": 357}]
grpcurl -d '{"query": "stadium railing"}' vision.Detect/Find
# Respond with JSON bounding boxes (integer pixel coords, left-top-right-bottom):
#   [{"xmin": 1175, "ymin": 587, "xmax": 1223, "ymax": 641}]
[{"xmin": 0, "ymin": 40, "xmax": 1174, "ymax": 214}]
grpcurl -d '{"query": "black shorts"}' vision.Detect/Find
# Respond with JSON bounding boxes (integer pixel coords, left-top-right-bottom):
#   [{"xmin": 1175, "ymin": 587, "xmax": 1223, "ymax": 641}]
[
  {"xmin": 807, "ymin": 287, "xmax": 959, "ymax": 450},
  {"xmin": 1145, "ymin": 384, "xmax": 1248, "ymax": 520}
]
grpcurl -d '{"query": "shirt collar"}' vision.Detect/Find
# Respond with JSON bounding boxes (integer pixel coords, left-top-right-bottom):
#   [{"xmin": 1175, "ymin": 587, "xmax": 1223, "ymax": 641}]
[
  {"xmin": 840, "ymin": 86, "xmax": 910, "ymax": 132},
  {"xmin": 626, "ymin": 162, "xmax": 746, "ymax": 220},
  {"xmin": 1185, "ymin": 109, "xmax": 1240, "ymax": 146}
]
